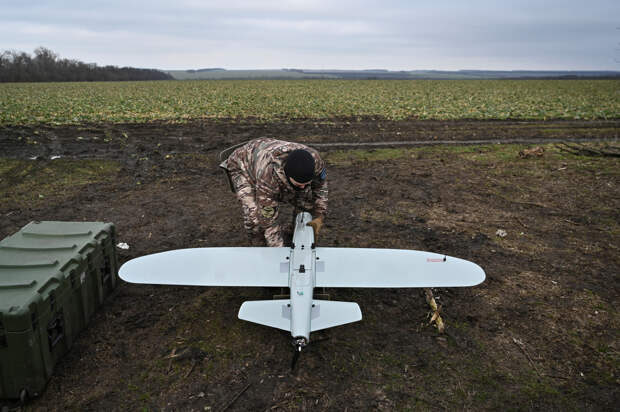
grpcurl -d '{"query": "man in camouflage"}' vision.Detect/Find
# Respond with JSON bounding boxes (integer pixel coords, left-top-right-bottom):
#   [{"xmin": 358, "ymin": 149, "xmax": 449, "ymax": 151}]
[{"xmin": 220, "ymin": 138, "xmax": 328, "ymax": 247}]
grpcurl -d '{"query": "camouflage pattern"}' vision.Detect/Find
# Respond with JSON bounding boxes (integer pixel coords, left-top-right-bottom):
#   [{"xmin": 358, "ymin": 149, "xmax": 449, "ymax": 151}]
[{"xmin": 220, "ymin": 138, "xmax": 328, "ymax": 247}]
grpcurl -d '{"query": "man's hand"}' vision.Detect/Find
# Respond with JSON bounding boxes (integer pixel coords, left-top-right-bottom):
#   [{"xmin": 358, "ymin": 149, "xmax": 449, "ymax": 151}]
[{"xmin": 306, "ymin": 215, "xmax": 324, "ymax": 240}]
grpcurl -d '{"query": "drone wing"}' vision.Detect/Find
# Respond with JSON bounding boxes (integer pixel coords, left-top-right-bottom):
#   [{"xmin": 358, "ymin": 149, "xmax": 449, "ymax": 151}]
[
  {"xmin": 119, "ymin": 247, "xmax": 290, "ymax": 287},
  {"xmin": 314, "ymin": 248, "xmax": 485, "ymax": 288}
]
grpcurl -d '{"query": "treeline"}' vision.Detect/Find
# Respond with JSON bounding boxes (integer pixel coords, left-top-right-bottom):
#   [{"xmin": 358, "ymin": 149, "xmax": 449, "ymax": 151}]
[{"xmin": 0, "ymin": 47, "xmax": 173, "ymax": 82}]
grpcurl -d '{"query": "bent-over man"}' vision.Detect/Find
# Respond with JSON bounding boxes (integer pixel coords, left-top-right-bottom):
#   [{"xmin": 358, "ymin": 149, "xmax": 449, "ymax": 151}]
[{"xmin": 220, "ymin": 138, "xmax": 327, "ymax": 247}]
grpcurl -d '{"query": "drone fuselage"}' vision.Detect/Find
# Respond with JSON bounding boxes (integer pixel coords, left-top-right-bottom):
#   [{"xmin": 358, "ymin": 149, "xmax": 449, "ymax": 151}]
[{"xmin": 288, "ymin": 213, "xmax": 317, "ymax": 343}]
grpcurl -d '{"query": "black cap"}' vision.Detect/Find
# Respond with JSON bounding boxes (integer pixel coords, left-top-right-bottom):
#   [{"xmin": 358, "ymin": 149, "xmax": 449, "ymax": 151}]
[{"xmin": 284, "ymin": 149, "xmax": 315, "ymax": 183}]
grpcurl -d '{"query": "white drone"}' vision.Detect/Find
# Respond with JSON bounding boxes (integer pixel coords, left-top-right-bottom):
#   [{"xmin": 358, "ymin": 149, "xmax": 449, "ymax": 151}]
[{"xmin": 119, "ymin": 212, "xmax": 485, "ymax": 361}]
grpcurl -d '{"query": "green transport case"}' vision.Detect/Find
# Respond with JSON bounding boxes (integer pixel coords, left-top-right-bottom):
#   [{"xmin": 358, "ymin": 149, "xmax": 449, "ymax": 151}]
[{"xmin": 0, "ymin": 221, "xmax": 118, "ymax": 400}]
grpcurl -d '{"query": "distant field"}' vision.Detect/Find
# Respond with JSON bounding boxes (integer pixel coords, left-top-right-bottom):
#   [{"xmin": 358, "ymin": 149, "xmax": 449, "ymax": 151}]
[
  {"xmin": 0, "ymin": 79, "xmax": 618, "ymax": 126},
  {"xmin": 167, "ymin": 69, "xmax": 337, "ymax": 80}
]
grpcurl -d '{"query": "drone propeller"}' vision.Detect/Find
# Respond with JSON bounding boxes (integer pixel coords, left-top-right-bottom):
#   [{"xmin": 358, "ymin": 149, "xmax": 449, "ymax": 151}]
[{"xmin": 291, "ymin": 337, "xmax": 307, "ymax": 370}]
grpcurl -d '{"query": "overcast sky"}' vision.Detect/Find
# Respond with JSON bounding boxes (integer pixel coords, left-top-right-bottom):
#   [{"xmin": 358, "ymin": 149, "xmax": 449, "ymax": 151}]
[{"xmin": 2, "ymin": 0, "xmax": 619, "ymax": 70}]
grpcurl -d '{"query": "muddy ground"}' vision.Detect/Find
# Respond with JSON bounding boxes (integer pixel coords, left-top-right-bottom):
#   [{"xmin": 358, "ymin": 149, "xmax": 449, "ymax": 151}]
[{"xmin": 1, "ymin": 119, "xmax": 619, "ymax": 411}]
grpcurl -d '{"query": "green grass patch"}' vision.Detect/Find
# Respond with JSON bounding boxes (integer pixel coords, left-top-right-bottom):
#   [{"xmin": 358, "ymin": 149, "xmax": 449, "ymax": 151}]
[
  {"xmin": 326, "ymin": 148, "xmax": 413, "ymax": 166},
  {"xmin": 0, "ymin": 158, "xmax": 121, "ymax": 209}
]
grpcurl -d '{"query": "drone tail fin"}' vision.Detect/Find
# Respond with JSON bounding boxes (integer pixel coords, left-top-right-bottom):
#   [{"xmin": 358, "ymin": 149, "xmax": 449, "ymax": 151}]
[
  {"xmin": 310, "ymin": 300, "xmax": 362, "ymax": 332},
  {"xmin": 238, "ymin": 299, "xmax": 291, "ymax": 331},
  {"xmin": 238, "ymin": 299, "xmax": 362, "ymax": 333}
]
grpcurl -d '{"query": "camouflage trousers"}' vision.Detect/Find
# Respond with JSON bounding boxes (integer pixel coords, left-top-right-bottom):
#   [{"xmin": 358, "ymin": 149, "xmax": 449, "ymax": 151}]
[{"xmin": 227, "ymin": 170, "xmax": 312, "ymax": 247}]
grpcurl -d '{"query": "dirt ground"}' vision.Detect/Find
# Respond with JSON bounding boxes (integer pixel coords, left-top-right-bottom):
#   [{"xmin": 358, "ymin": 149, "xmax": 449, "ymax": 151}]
[{"xmin": 1, "ymin": 119, "xmax": 619, "ymax": 411}]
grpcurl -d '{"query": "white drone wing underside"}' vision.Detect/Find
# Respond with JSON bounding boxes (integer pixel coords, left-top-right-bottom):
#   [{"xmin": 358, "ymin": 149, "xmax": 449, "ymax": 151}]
[
  {"xmin": 314, "ymin": 248, "xmax": 485, "ymax": 288},
  {"xmin": 119, "ymin": 247, "xmax": 485, "ymax": 288},
  {"xmin": 119, "ymin": 247, "xmax": 290, "ymax": 287}
]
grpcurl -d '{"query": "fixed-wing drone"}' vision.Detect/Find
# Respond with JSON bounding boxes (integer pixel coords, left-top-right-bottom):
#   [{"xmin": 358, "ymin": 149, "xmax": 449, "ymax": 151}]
[{"xmin": 119, "ymin": 212, "xmax": 485, "ymax": 357}]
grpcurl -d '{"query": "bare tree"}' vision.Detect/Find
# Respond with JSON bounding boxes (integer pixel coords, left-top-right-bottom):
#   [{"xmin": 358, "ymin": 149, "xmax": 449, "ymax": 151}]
[{"xmin": 0, "ymin": 47, "xmax": 173, "ymax": 82}]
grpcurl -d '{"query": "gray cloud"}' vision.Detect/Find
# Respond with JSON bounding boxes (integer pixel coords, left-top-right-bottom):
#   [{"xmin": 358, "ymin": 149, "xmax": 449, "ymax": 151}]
[{"xmin": 2, "ymin": 0, "xmax": 619, "ymax": 70}]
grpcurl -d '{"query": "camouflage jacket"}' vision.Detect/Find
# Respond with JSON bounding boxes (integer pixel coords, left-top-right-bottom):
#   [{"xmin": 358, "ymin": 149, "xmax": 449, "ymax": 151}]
[{"xmin": 220, "ymin": 138, "xmax": 328, "ymax": 245}]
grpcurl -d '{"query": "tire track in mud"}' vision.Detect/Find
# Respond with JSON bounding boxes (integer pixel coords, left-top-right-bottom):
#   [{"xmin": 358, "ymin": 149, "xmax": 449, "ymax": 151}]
[
  {"xmin": 308, "ymin": 136, "xmax": 619, "ymax": 149},
  {"xmin": 1, "ymin": 119, "xmax": 618, "ymax": 162},
  {"xmin": 6, "ymin": 136, "xmax": 620, "ymax": 163}
]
